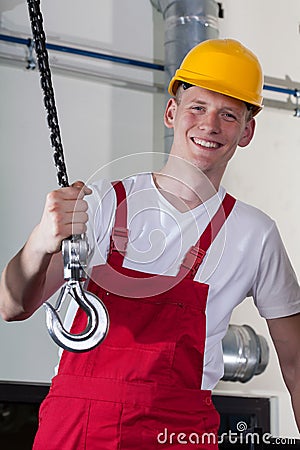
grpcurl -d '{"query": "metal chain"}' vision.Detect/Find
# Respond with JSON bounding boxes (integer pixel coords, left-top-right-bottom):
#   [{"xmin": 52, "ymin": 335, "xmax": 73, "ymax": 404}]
[
  {"xmin": 25, "ymin": 1, "xmax": 112, "ymax": 354},
  {"xmin": 27, "ymin": 0, "xmax": 69, "ymax": 187}
]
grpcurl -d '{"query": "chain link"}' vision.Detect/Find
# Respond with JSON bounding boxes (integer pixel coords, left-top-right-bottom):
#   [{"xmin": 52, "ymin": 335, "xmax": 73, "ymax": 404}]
[{"xmin": 27, "ymin": 0, "xmax": 69, "ymax": 187}]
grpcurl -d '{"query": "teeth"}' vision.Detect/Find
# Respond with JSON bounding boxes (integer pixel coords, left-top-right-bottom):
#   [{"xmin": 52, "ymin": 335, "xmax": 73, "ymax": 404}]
[{"xmin": 193, "ymin": 138, "xmax": 219, "ymax": 148}]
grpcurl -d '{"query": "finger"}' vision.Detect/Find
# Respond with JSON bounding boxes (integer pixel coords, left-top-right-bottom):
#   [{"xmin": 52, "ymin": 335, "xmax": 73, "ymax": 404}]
[
  {"xmin": 58, "ymin": 199, "xmax": 89, "ymax": 213},
  {"xmin": 71, "ymin": 181, "xmax": 92, "ymax": 196},
  {"xmin": 71, "ymin": 180, "xmax": 85, "ymax": 189},
  {"xmin": 70, "ymin": 222, "xmax": 88, "ymax": 235},
  {"xmin": 72, "ymin": 199, "xmax": 89, "ymax": 213},
  {"xmin": 69, "ymin": 211, "xmax": 89, "ymax": 225},
  {"xmin": 51, "ymin": 210, "xmax": 89, "ymax": 231},
  {"xmin": 58, "ymin": 221, "xmax": 88, "ymax": 237},
  {"xmin": 49, "ymin": 211, "xmax": 88, "ymax": 237},
  {"xmin": 49, "ymin": 186, "xmax": 91, "ymax": 204}
]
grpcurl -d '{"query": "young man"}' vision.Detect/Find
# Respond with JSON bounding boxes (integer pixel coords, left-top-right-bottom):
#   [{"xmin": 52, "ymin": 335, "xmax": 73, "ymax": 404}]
[{"xmin": 1, "ymin": 39, "xmax": 300, "ymax": 449}]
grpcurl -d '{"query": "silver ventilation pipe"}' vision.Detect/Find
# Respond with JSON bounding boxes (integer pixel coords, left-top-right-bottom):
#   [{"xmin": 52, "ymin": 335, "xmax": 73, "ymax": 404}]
[
  {"xmin": 221, "ymin": 325, "xmax": 269, "ymax": 383},
  {"xmin": 150, "ymin": 0, "xmax": 220, "ymax": 152}
]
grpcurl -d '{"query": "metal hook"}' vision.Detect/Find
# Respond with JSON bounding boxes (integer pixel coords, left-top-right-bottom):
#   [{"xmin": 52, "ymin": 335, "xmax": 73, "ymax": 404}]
[
  {"xmin": 44, "ymin": 234, "xmax": 110, "ymax": 352},
  {"xmin": 44, "ymin": 281, "xmax": 109, "ymax": 352}
]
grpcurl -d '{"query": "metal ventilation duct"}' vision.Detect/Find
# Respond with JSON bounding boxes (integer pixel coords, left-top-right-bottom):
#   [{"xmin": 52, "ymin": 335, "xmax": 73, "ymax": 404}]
[
  {"xmin": 222, "ymin": 325, "xmax": 269, "ymax": 383},
  {"xmin": 150, "ymin": 0, "xmax": 220, "ymax": 152}
]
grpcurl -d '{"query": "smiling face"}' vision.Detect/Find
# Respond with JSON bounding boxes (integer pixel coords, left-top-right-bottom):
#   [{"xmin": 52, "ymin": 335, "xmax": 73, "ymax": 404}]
[{"xmin": 164, "ymin": 85, "xmax": 256, "ymax": 188}]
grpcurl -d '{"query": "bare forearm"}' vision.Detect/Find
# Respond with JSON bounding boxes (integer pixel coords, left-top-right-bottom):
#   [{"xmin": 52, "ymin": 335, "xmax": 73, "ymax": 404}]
[
  {"xmin": 267, "ymin": 315, "xmax": 300, "ymax": 434},
  {"xmin": 291, "ymin": 385, "xmax": 300, "ymax": 432},
  {"xmin": 0, "ymin": 226, "xmax": 53, "ymax": 321},
  {"xmin": 282, "ymin": 363, "xmax": 300, "ymax": 433}
]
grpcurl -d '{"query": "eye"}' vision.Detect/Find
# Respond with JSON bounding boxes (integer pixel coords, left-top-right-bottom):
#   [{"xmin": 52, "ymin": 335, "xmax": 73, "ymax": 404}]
[
  {"xmin": 222, "ymin": 112, "xmax": 237, "ymax": 122},
  {"xmin": 191, "ymin": 105, "xmax": 205, "ymax": 112}
]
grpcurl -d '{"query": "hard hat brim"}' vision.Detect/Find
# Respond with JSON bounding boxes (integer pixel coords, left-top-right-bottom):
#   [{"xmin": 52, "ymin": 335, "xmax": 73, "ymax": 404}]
[{"xmin": 168, "ymin": 73, "xmax": 263, "ymax": 117}]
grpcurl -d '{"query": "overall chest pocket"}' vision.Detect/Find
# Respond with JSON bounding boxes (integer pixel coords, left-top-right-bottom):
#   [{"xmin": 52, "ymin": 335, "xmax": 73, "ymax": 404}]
[{"xmin": 90, "ymin": 294, "xmax": 184, "ymax": 384}]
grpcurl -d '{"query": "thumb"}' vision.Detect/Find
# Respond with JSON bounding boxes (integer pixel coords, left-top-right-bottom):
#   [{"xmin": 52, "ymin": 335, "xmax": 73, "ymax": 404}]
[{"xmin": 71, "ymin": 180, "xmax": 92, "ymax": 195}]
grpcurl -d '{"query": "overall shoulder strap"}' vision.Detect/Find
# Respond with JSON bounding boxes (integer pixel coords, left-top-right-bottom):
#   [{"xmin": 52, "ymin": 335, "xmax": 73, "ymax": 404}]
[
  {"xmin": 108, "ymin": 181, "xmax": 129, "ymax": 266},
  {"xmin": 180, "ymin": 193, "xmax": 236, "ymax": 279}
]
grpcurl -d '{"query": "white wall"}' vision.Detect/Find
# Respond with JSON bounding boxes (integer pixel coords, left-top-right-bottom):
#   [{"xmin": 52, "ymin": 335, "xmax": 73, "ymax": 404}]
[{"xmin": 1, "ymin": 0, "xmax": 300, "ymax": 438}]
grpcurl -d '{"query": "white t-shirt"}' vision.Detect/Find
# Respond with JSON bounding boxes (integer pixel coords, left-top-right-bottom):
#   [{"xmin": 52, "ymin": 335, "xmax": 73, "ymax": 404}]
[{"xmin": 63, "ymin": 172, "xmax": 300, "ymax": 389}]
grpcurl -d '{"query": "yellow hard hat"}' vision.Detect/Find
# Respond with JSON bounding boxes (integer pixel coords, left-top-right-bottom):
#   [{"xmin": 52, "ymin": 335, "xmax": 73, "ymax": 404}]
[{"xmin": 168, "ymin": 39, "xmax": 263, "ymax": 116}]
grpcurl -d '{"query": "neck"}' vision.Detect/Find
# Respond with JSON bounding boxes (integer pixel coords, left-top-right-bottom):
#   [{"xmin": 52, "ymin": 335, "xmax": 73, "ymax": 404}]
[{"xmin": 153, "ymin": 156, "xmax": 219, "ymax": 211}]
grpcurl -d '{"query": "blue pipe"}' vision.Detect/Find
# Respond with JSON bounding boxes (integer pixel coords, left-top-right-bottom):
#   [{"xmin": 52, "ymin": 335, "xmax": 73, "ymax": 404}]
[
  {"xmin": 0, "ymin": 33, "xmax": 298, "ymax": 97},
  {"xmin": 0, "ymin": 33, "xmax": 164, "ymax": 71},
  {"xmin": 263, "ymin": 84, "xmax": 298, "ymax": 97}
]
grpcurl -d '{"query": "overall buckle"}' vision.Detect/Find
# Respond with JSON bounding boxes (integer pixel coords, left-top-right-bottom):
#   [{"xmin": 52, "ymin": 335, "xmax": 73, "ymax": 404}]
[
  {"xmin": 181, "ymin": 245, "xmax": 206, "ymax": 276},
  {"xmin": 110, "ymin": 227, "xmax": 129, "ymax": 255}
]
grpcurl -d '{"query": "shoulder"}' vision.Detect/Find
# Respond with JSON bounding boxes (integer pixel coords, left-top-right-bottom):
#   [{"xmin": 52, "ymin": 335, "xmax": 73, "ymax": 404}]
[
  {"xmin": 221, "ymin": 192, "xmax": 284, "ymax": 266},
  {"xmin": 122, "ymin": 172, "xmax": 153, "ymax": 194},
  {"xmin": 86, "ymin": 173, "xmax": 151, "ymax": 212},
  {"xmin": 229, "ymin": 194, "xmax": 277, "ymax": 239},
  {"xmin": 232, "ymin": 195, "xmax": 274, "ymax": 226},
  {"xmin": 89, "ymin": 173, "xmax": 150, "ymax": 194},
  {"xmin": 87, "ymin": 178, "xmax": 114, "ymax": 204}
]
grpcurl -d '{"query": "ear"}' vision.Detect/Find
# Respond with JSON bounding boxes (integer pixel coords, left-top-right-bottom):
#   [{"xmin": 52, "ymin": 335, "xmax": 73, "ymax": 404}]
[
  {"xmin": 238, "ymin": 118, "xmax": 256, "ymax": 148},
  {"xmin": 164, "ymin": 98, "xmax": 177, "ymax": 129}
]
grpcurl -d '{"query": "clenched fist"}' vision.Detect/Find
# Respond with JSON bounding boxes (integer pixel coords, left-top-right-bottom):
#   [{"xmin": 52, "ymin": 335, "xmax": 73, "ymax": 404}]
[{"xmin": 35, "ymin": 181, "xmax": 92, "ymax": 254}]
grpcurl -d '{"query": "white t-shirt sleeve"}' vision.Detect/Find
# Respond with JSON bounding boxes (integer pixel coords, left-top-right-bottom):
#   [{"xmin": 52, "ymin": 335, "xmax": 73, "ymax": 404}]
[
  {"xmin": 85, "ymin": 179, "xmax": 117, "ymax": 269},
  {"xmin": 249, "ymin": 221, "xmax": 300, "ymax": 319}
]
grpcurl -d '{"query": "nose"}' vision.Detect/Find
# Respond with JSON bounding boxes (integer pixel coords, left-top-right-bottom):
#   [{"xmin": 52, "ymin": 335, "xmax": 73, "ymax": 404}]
[{"xmin": 199, "ymin": 111, "xmax": 221, "ymax": 134}]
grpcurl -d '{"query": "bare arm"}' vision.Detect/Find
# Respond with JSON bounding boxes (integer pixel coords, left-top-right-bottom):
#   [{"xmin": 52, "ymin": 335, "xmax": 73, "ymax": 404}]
[
  {"xmin": 267, "ymin": 313, "xmax": 300, "ymax": 432},
  {"xmin": 0, "ymin": 181, "xmax": 91, "ymax": 321},
  {"xmin": 0, "ymin": 235, "xmax": 59, "ymax": 321}
]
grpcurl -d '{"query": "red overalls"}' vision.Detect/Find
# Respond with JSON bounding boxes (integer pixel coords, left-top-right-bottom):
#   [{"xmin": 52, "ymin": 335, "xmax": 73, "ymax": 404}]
[{"xmin": 33, "ymin": 181, "xmax": 236, "ymax": 450}]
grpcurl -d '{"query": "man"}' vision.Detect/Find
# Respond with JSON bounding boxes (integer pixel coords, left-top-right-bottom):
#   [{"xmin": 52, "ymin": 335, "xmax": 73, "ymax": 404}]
[{"xmin": 0, "ymin": 39, "xmax": 299, "ymax": 449}]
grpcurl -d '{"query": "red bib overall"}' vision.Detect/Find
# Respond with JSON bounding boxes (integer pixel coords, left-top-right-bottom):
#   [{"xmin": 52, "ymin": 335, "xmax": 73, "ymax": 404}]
[{"xmin": 33, "ymin": 181, "xmax": 236, "ymax": 450}]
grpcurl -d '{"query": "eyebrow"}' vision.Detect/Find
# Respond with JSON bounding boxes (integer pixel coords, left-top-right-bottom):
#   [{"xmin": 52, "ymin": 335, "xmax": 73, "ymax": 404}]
[{"xmin": 188, "ymin": 99, "xmax": 207, "ymax": 105}]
